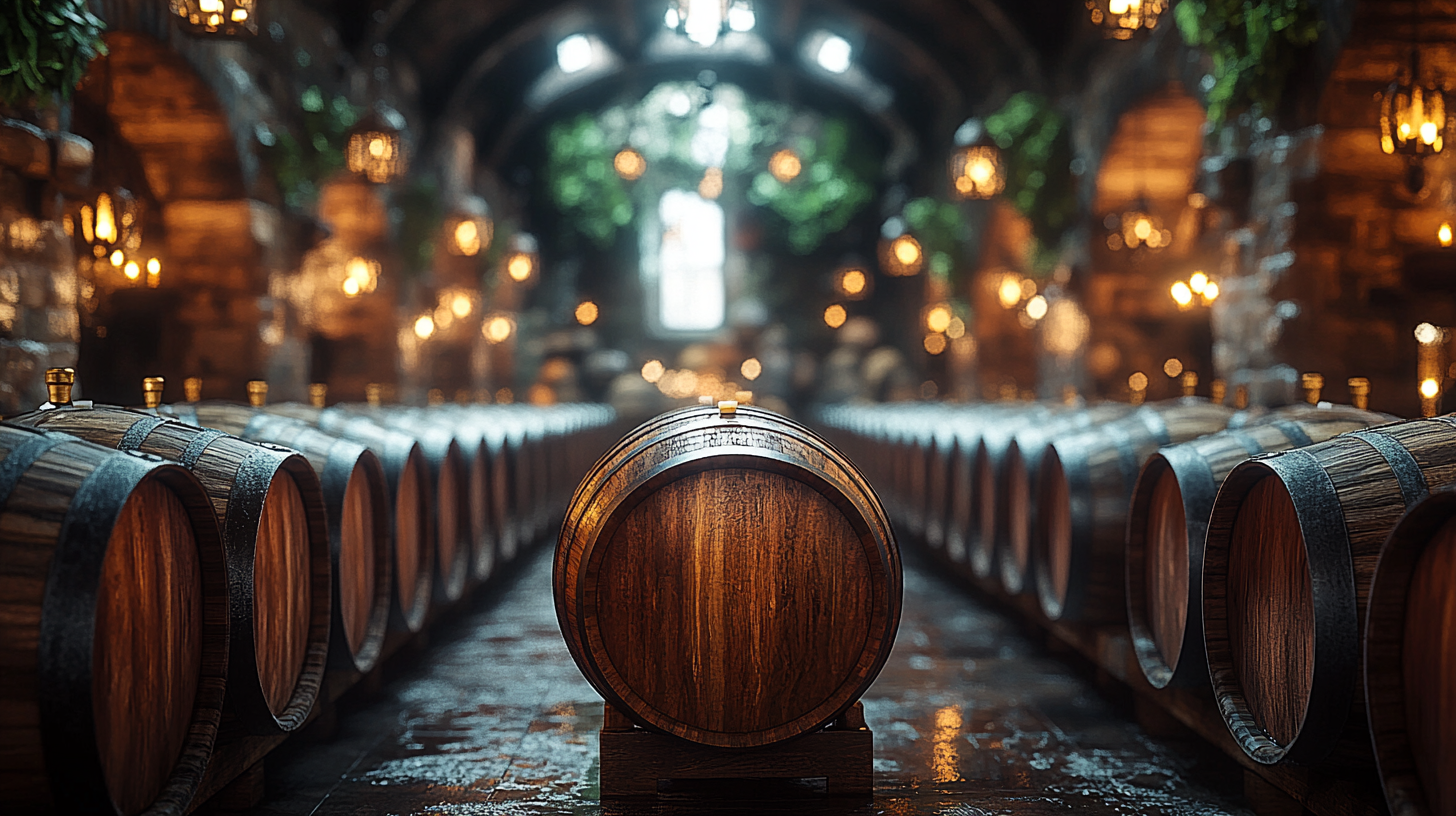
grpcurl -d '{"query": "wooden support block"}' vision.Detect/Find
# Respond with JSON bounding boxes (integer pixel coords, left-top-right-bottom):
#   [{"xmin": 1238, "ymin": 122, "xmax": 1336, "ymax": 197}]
[
  {"xmin": 598, "ymin": 702, "xmax": 873, "ymax": 798},
  {"xmin": 1245, "ymin": 769, "xmax": 1307, "ymax": 816}
]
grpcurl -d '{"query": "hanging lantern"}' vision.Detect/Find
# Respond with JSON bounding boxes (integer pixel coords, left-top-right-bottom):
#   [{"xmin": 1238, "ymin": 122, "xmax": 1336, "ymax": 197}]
[
  {"xmin": 170, "ymin": 0, "xmax": 259, "ymax": 37},
  {"xmin": 347, "ymin": 105, "xmax": 409, "ymax": 184},
  {"xmin": 1085, "ymin": 0, "xmax": 1166, "ymax": 40},
  {"xmin": 76, "ymin": 188, "xmax": 142, "ymax": 259},
  {"xmin": 1104, "ymin": 201, "xmax": 1171, "ymax": 251},
  {"xmin": 949, "ymin": 144, "xmax": 1005, "ymax": 200},
  {"xmin": 1380, "ymin": 51, "xmax": 1447, "ymax": 161}
]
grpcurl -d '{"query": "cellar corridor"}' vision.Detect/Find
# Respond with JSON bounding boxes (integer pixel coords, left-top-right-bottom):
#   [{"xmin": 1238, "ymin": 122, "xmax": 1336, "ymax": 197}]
[{"xmin": 237, "ymin": 545, "xmax": 1251, "ymax": 815}]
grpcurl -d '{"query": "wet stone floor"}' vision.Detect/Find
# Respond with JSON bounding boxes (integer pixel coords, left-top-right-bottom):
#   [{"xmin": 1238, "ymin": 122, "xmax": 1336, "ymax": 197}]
[{"xmin": 242, "ymin": 546, "xmax": 1252, "ymax": 816}]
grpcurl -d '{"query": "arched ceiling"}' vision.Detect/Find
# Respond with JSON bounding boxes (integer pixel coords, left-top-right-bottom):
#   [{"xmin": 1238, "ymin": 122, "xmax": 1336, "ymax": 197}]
[{"xmin": 308, "ymin": 0, "xmax": 1083, "ymax": 173}]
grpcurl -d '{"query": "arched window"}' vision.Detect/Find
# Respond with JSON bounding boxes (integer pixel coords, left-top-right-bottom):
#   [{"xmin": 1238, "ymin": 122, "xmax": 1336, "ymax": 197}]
[{"xmin": 655, "ymin": 189, "xmax": 726, "ymax": 333}]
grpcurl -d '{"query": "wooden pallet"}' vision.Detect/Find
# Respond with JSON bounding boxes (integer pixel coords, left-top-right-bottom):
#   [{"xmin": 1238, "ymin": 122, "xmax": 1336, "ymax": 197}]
[{"xmin": 598, "ymin": 702, "xmax": 873, "ymax": 798}]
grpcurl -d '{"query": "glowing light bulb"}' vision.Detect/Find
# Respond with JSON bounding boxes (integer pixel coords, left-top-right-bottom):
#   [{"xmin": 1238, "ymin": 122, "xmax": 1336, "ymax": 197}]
[
  {"xmin": 1420, "ymin": 378, "xmax": 1440, "ymax": 399},
  {"xmin": 1440, "ymin": 222, "xmax": 1453, "ymax": 247},
  {"xmin": 1415, "ymin": 322, "xmax": 1441, "ymax": 345},
  {"xmin": 926, "ymin": 305, "xmax": 952, "ymax": 334},
  {"xmin": 1171, "ymin": 281, "xmax": 1193, "ymax": 307},
  {"xmin": 1189, "ymin": 271, "xmax": 1208, "ymax": 294},
  {"xmin": 1202, "ymin": 282, "xmax": 1219, "ymax": 302},
  {"xmin": 123, "ymin": 260, "xmax": 140, "ymax": 280},
  {"xmin": 342, "ymin": 277, "xmax": 361, "ymax": 297},
  {"xmin": 110, "ymin": 250, "xmax": 125, "ymax": 267},
  {"xmin": 454, "ymin": 219, "xmax": 480, "ymax": 255},
  {"xmin": 450, "ymin": 294, "xmax": 473, "ymax": 319},
  {"xmin": 575, "ymin": 300, "xmax": 599, "ymax": 325},
  {"xmin": 507, "ymin": 253, "xmax": 533, "ymax": 282},
  {"xmin": 840, "ymin": 269, "xmax": 866, "ymax": 296},
  {"xmin": 414, "ymin": 314, "xmax": 435, "ymax": 339},
  {"xmin": 824, "ymin": 304, "xmax": 847, "ymax": 328},
  {"xmin": 740, "ymin": 358, "xmax": 762, "ymax": 380},
  {"xmin": 1422, "ymin": 121, "xmax": 1439, "ymax": 146},
  {"xmin": 998, "ymin": 275, "xmax": 1022, "ymax": 308},
  {"xmin": 1163, "ymin": 357, "xmax": 1184, "ymax": 378},
  {"xmin": 484, "ymin": 315, "xmax": 514, "ymax": 343},
  {"xmin": 641, "ymin": 359, "xmax": 665, "ymax": 383},
  {"xmin": 1025, "ymin": 295, "xmax": 1048, "ymax": 321},
  {"xmin": 893, "ymin": 236, "xmax": 921, "ymax": 266}
]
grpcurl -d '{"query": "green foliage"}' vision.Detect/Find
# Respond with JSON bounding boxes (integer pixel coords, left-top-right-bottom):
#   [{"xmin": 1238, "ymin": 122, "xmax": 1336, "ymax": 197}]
[
  {"xmin": 542, "ymin": 83, "xmax": 875, "ymax": 254},
  {"xmin": 1175, "ymin": 0, "xmax": 1322, "ymax": 127},
  {"xmin": 0, "ymin": 0, "xmax": 107, "ymax": 108},
  {"xmin": 748, "ymin": 121, "xmax": 874, "ymax": 254},
  {"xmin": 902, "ymin": 196, "xmax": 969, "ymax": 282},
  {"xmin": 393, "ymin": 175, "xmax": 442, "ymax": 280},
  {"xmin": 545, "ymin": 115, "xmax": 635, "ymax": 248},
  {"xmin": 984, "ymin": 92, "xmax": 1077, "ymax": 252},
  {"xmin": 261, "ymin": 85, "xmax": 358, "ymax": 211}
]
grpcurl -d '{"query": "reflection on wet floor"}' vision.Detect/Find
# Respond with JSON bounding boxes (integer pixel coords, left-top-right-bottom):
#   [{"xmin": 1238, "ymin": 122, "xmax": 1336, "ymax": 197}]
[{"xmin": 245, "ymin": 547, "xmax": 1252, "ymax": 815}]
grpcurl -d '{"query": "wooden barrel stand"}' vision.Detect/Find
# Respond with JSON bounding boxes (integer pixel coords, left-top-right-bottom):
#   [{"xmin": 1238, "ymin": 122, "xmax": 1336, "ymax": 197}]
[{"xmin": 598, "ymin": 701, "xmax": 872, "ymax": 798}]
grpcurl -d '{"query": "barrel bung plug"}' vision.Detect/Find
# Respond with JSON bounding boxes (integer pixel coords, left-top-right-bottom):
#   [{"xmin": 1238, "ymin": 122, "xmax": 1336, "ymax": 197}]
[
  {"xmin": 1181, "ymin": 371, "xmax": 1199, "ymax": 398},
  {"xmin": 183, "ymin": 377, "xmax": 202, "ymax": 403},
  {"xmin": 247, "ymin": 380, "xmax": 268, "ymax": 407},
  {"xmin": 142, "ymin": 377, "xmax": 165, "ymax": 409},
  {"xmin": 1348, "ymin": 377, "xmax": 1371, "ymax": 410},
  {"xmin": 366, "ymin": 383, "xmax": 382, "ymax": 407},
  {"xmin": 43, "ymin": 367, "xmax": 75, "ymax": 408},
  {"xmin": 1302, "ymin": 372, "xmax": 1325, "ymax": 405},
  {"xmin": 718, "ymin": 399, "xmax": 738, "ymax": 418},
  {"xmin": 308, "ymin": 383, "xmax": 327, "ymax": 408},
  {"xmin": 1210, "ymin": 378, "xmax": 1227, "ymax": 405}
]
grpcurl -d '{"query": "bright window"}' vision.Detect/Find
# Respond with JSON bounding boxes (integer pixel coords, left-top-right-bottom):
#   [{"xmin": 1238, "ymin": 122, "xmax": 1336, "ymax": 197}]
[{"xmin": 657, "ymin": 189, "xmax": 725, "ymax": 332}]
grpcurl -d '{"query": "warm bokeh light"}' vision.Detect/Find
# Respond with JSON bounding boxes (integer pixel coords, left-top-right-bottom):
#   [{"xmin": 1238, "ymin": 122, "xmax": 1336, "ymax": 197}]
[
  {"xmin": 343, "ymin": 256, "xmax": 380, "ymax": 297},
  {"xmin": 1163, "ymin": 357, "xmax": 1184, "ymax": 378},
  {"xmin": 110, "ymin": 250, "xmax": 125, "ymax": 267},
  {"xmin": 698, "ymin": 166, "xmax": 724, "ymax": 199},
  {"xmin": 946, "ymin": 317, "xmax": 965, "ymax": 339},
  {"xmin": 507, "ymin": 252, "xmax": 535, "ymax": 282},
  {"xmin": 769, "ymin": 148, "xmax": 802, "ymax": 183},
  {"xmin": 838, "ymin": 268, "xmax": 867, "ymax": 297},
  {"xmin": 893, "ymin": 235, "xmax": 921, "ymax": 266},
  {"xmin": 1189, "ymin": 271, "xmax": 1208, "ymax": 294},
  {"xmin": 1420, "ymin": 377, "xmax": 1440, "ymax": 398},
  {"xmin": 950, "ymin": 145, "xmax": 1004, "ymax": 200},
  {"xmin": 740, "ymin": 358, "xmax": 762, "ymax": 380},
  {"xmin": 641, "ymin": 359, "xmax": 665, "ymax": 383},
  {"xmin": 123, "ymin": 260, "xmax": 140, "ymax": 280},
  {"xmin": 146, "ymin": 257, "xmax": 161, "ymax": 287},
  {"xmin": 824, "ymin": 303, "xmax": 847, "ymax": 328},
  {"xmin": 413, "ymin": 314, "xmax": 435, "ymax": 339},
  {"xmin": 997, "ymin": 274, "xmax": 1022, "ymax": 308},
  {"xmin": 575, "ymin": 300, "xmax": 599, "ymax": 325},
  {"xmin": 1171, "ymin": 280, "xmax": 1193, "ymax": 307},
  {"xmin": 1415, "ymin": 322, "xmax": 1441, "ymax": 345},
  {"xmin": 483, "ymin": 315, "xmax": 515, "ymax": 343},
  {"xmin": 1129, "ymin": 371, "xmax": 1149, "ymax": 391},
  {"xmin": 923, "ymin": 333, "xmax": 947, "ymax": 355},
  {"xmin": 452, "ymin": 219, "xmax": 482, "ymax": 256},
  {"xmin": 1441, "ymin": 222, "xmax": 1454, "ymax": 247},
  {"xmin": 450, "ymin": 293, "xmax": 473, "ymax": 319},
  {"xmin": 614, "ymin": 147, "xmax": 647, "ymax": 180},
  {"xmin": 1025, "ymin": 295, "xmax": 1048, "ymax": 321},
  {"xmin": 1202, "ymin": 281, "xmax": 1220, "ymax": 302},
  {"xmin": 926, "ymin": 305, "xmax": 953, "ymax": 334}
]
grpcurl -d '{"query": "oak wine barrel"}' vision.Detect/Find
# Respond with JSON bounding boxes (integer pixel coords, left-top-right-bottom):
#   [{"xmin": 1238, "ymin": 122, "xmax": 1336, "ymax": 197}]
[
  {"xmin": 1203, "ymin": 415, "xmax": 1456, "ymax": 766},
  {"xmin": 344, "ymin": 409, "xmax": 473, "ymax": 604},
  {"xmin": 1365, "ymin": 488, "xmax": 1456, "ymax": 816},
  {"xmin": 413, "ymin": 408, "xmax": 498, "ymax": 582},
  {"xmin": 965, "ymin": 404, "xmax": 1057, "ymax": 578},
  {"xmin": 995, "ymin": 404, "xmax": 1133, "ymax": 595},
  {"xmin": 172, "ymin": 404, "xmax": 394, "ymax": 675},
  {"xmin": 15, "ymin": 405, "xmax": 332, "ymax": 734},
  {"xmin": 0, "ymin": 424, "xmax": 229, "ymax": 816},
  {"xmin": 1032, "ymin": 400, "xmax": 1234, "ymax": 623},
  {"xmin": 556, "ymin": 404, "xmax": 900, "ymax": 747},
  {"xmin": 1126, "ymin": 405, "xmax": 1389, "ymax": 689},
  {"xmin": 267, "ymin": 404, "xmax": 435, "ymax": 633}
]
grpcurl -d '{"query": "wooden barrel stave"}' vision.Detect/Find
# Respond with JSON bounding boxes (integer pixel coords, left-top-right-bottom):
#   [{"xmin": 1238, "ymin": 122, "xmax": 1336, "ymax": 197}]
[
  {"xmin": 556, "ymin": 405, "xmax": 899, "ymax": 748},
  {"xmin": 0, "ymin": 425, "xmax": 229, "ymax": 816},
  {"xmin": 13, "ymin": 406, "xmax": 332, "ymax": 735},
  {"xmin": 1032, "ymin": 401, "xmax": 1234, "ymax": 624},
  {"xmin": 1203, "ymin": 416, "xmax": 1456, "ymax": 766},
  {"xmin": 1365, "ymin": 488, "xmax": 1456, "ymax": 816},
  {"xmin": 1126, "ymin": 407, "xmax": 1389, "ymax": 690}
]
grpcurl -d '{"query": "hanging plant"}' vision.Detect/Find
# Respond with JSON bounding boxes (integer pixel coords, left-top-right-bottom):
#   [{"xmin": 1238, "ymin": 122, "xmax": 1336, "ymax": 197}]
[
  {"xmin": 0, "ymin": 0, "xmax": 107, "ymax": 109},
  {"xmin": 748, "ymin": 119, "xmax": 875, "ymax": 255},
  {"xmin": 984, "ymin": 92, "xmax": 1077, "ymax": 254},
  {"xmin": 260, "ymin": 85, "xmax": 359, "ymax": 211},
  {"xmin": 1174, "ymin": 0, "xmax": 1322, "ymax": 128},
  {"xmin": 544, "ymin": 114, "xmax": 635, "ymax": 249}
]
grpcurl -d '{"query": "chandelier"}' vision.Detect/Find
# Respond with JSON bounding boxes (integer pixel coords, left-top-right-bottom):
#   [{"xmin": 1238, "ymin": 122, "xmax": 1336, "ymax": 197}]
[{"xmin": 170, "ymin": 0, "xmax": 258, "ymax": 37}]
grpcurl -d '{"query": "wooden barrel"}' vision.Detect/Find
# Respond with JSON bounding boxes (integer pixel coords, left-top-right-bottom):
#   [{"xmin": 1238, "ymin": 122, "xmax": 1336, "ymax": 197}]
[
  {"xmin": 0, "ymin": 424, "xmax": 229, "ymax": 816},
  {"xmin": 15, "ymin": 406, "xmax": 332, "ymax": 735},
  {"xmin": 1203, "ymin": 415, "xmax": 1456, "ymax": 766},
  {"xmin": 1031, "ymin": 400, "xmax": 1234, "ymax": 624},
  {"xmin": 1365, "ymin": 487, "xmax": 1456, "ymax": 816},
  {"xmin": 964, "ymin": 404, "xmax": 1058, "ymax": 579},
  {"xmin": 348, "ymin": 410, "xmax": 473, "ymax": 603},
  {"xmin": 1126, "ymin": 405, "xmax": 1389, "ymax": 690},
  {"xmin": 268, "ymin": 404, "xmax": 434, "ymax": 633},
  {"xmin": 163, "ymin": 403, "xmax": 393, "ymax": 674},
  {"xmin": 423, "ymin": 411, "xmax": 497, "ymax": 582},
  {"xmin": 995, "ymin": 404, "xmax": 1135, "ymax": 595},
  {"xmin": 556, "ymin": 404, "xmax": 900, "ymax": 748}
]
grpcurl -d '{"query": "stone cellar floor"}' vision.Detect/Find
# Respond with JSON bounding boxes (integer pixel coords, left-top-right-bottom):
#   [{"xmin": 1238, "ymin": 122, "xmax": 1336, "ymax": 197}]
[{"xmin": 239, "ymin": 546, "xmax": 1253, "ymax": 815}]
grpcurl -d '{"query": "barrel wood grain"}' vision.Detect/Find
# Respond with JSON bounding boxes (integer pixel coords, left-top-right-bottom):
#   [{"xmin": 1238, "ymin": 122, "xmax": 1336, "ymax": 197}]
[{"xmin": 556, "ymin": 405, "xmax": 900, "ymax": 748}]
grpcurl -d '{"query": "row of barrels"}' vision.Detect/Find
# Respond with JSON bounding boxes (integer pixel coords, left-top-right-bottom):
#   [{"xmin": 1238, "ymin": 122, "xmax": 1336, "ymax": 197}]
[
  {"xmin": 820, "ymin": 397, "xmax": 1455, "ymax": 816},
  {"xmin": 0, "ymin": 370, "xmax": 615, "ymax": 816}
]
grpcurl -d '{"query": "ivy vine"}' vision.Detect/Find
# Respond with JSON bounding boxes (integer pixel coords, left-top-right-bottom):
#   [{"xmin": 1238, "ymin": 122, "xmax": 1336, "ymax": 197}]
[
  {"xmin": 0, "ymin": 0, "xmax": 107, "ymax": 109},
  {"xmin": 984, "ymin": 92, "xmax": 1077, "ymax": 254},
  {"xmin": 260, "ymin": 85, "xmax": 358, "ymax": 211},
  {"xmin": 1175, "ymin": 0, "xmax": 1322, "ymax": 128}
]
